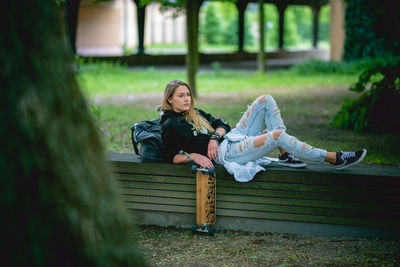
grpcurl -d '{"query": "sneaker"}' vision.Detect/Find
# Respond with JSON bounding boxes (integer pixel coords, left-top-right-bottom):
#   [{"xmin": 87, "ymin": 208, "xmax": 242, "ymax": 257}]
[
  {"xmin": 333, "ymin": 149, "xmax": 367, "ymax": 170},
  {"xmin": 278, "ymin": 152, "xmax": 307, "ymax": 168}
]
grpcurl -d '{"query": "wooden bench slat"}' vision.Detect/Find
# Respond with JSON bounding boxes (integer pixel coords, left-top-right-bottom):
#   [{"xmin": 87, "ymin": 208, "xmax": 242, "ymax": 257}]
[
  {"xmin": 117, "ymin": 180, "xmax": 400, "ymax": 205},
  {"xmin": 124, "ymin": 203, "xmax": 399, "ymax": 229},
  {"xmin": 117, "ymin": 187, "xmax": 385, "ymax": 211},
  {"xmin": 121, "ymin": 195, "xmax": 400, "ymax": 220},
  {"xmin": 115, "ymin": 173, "xmax": 399, "ymax": 197}
]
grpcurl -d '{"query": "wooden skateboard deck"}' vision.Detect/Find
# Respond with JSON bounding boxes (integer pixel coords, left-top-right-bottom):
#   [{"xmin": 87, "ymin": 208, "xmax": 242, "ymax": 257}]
[{"xmin": 191, "ymin": 165, "xmax": 216, "ymax": 235}]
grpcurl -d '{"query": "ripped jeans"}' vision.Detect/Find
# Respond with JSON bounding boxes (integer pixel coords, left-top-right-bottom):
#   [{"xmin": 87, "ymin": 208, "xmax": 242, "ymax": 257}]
[{"xmin": 224, "ymin": 95, "xmax": 327, "ymax": 164}]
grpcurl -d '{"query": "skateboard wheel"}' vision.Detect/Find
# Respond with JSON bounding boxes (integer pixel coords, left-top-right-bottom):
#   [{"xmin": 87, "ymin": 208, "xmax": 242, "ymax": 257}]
[
  {"xmin": 208, "ymin": 227, "xmax": 215, "ymax": 236},
  {"xmin": 191, "ymin": 164, "xmax": 198, "ymax": 174},
  {"xmin": 191, "ymin": 225, "xmax": 199, "ymax": 233},
  {"xmin": 207, "ymin": 166, "xmax": 215, "ymax": 176}
]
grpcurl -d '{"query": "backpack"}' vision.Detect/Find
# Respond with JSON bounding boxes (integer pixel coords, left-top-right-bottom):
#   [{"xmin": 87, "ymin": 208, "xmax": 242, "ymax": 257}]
[{"xmin": 131, "ymin": 118, "xmax": 164, "ymax": 163}]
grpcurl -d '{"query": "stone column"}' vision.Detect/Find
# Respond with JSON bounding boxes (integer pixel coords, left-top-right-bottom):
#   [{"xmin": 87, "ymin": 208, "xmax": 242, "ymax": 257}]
[
  {"xmin": 235, "ymin": 0, "xmax": 249, "ymax": 52},
  {"xmin": 276, "ymin": 2, "xmax": 287, "ymax": 49},
  {"xmin": 134, "ymin": 0, "xmax": 147, "ymax": 54},
  {"xmin": 311, "ymin": 4, "xmax": 321, "ymax": 48},
  {"xmin": 329, "ymin": 0, "xmax": 346, "ymax": 61}
]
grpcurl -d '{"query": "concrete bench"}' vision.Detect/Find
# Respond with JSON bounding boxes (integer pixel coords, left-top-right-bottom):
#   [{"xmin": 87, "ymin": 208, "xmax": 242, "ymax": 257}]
[{"xmin": 107, "ymin": 152, "xmax": 400, "ymax": 239}]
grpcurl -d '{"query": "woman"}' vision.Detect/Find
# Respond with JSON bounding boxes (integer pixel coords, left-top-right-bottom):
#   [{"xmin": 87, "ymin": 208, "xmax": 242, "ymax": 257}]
[{"xmin": 160, "ymin": 80, "xmax": 367, "ymax": 182}]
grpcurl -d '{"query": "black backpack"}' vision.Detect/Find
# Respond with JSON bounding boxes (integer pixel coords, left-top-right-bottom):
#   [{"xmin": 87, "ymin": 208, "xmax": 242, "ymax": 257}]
[{"xmin": 131, "ymin": 118, "xmax": 164, "ymax": 163}]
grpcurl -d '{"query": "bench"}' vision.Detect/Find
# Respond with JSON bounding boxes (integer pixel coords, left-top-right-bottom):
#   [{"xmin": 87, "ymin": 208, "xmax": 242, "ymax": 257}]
[{"xmin": 108, "ymin": 152, "xmax": 400, "ymax": 239}]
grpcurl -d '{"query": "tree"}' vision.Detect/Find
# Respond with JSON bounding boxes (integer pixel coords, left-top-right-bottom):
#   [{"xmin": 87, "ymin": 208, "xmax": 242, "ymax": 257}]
[
  {"xmin": 331, "ymin": 59, "xmax": 400, "ymax": 133},
  {"xmin": 283, "ymin": 8, "xmax": 301, "ymax": 47},
  {"xmin": 0, "ymin": 1, "xmax": 147, "ymax": 265},
  {"xmin": 344, "ymin": 0, "xmax": 400, "ymax": 60},
  {"xmin": 224, "ymin": 11, "xmax": 254, "ymax": 47},
  {"xmin": 202, "ymin": 2, "xmax": 222, "ymax": 44},
  {"xmin": 290, "ymin": 6, "xmax": 312, "ymax": 44}
]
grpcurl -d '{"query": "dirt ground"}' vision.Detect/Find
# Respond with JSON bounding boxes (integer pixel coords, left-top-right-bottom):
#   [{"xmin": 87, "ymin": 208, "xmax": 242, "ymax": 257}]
[{"xmin": 135, "ymin": 225, "xmax": 400, "ymax": 267}]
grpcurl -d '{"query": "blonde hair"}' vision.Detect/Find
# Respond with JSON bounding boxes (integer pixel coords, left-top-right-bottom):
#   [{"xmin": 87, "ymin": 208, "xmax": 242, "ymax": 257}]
[{"xmin": 161, "ymin": 80, "xmax": 214, "ymax": 133}]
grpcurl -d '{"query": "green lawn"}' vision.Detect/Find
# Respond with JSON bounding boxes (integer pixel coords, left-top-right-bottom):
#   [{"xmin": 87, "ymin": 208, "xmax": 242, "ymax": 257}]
[
  {"xmin": 78, "ymin": 64, "xmax": 358, "ymax": 96},
  {"xmin": 78, "ymin": 61, "xmax": 400, "ymax": 166}
]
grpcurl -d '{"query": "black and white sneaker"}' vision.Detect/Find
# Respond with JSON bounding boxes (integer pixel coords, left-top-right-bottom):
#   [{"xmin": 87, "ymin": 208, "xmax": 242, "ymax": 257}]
[
  {"xmin": 333, "ymin": 149, "xmax": 367, "ymax": 170},
  {"xmin": 278, "ymin": 152, "xmax": 307, "ymax": 168}
]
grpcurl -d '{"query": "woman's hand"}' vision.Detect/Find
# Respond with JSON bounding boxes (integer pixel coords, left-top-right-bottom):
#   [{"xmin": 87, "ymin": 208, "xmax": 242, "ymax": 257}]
[
  {"xmin": 191, "ymin": 153, "xmax": 213, "ymax": 168},
  {"xmin": 207, "ymin": 139, "xmax": 219, "ymax": 160}
]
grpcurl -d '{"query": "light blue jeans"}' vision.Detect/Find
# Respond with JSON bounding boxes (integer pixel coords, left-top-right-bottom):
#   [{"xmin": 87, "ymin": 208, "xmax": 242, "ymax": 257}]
[{"xmin": 224, "ymin": 95, "xmax": 327, "ymax": 164}]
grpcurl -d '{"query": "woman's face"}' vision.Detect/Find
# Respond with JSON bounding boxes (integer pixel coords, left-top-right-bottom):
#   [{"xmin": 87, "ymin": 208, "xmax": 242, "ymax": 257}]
[{"xmin": 168, "ymin": 85, "xmax": 191, "ymax": 113}]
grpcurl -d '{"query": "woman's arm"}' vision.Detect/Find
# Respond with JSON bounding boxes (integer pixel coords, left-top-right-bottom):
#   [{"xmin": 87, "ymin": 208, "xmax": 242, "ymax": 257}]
[
  {"xmin": 207, "ymin": 127, "xmax": 226, "ymax": 160},
  {"xmin": 197, "ymin": 109, "xmax": 231, "ymax": 134},
  {"xmin": 161, "ymin": 122, "xmax": 182, "ymax": 163},
  {"xmin": 173, "ymin": 153, "xmax": 214, "ymax": 168},
  {"xmin": 214, "ymin": 127, "xmax": 226, "ymax": 137}
]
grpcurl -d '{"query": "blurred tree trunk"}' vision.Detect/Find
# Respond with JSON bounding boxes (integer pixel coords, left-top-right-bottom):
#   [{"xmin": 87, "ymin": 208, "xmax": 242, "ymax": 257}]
[
  {"xmin": 186, "ymin": 0, "xmax": 203, "ymax": 98},
  {"xmin": 65, "ymin": 0, "xmax": 80, "ymax": 54},
  {"xmin": 0, "ymin": 1, "xmax": 146, "ymax": 266},
  {"xmin": 257, "ymin": 0, "xmax": 266, "ymax": 73}
]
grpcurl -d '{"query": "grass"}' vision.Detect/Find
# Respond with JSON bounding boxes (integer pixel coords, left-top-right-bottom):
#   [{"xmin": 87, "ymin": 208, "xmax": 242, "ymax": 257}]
[
  {"xmin": 78, "ymin": 60, "xmax": 400, "ymax": 166},
  {"xmin": 77, "ymin": 61, "xmax": 359, "ymax": 97}
]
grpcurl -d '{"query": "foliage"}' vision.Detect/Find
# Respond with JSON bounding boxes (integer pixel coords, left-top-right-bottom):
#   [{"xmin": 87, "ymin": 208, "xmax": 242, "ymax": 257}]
[
  {"xmin": 288, "ymin": 57, "xmax": 390, "ymax": 75},
  {"xmin": 289, "ymin": 6, "xmax": 312, "ymax": 43},
  {"xmin": 344, "ymin": 0, "xmax": 400, "ymax": 60},
  {"xmin": 331, "ymin": 58, "xmax": 400, "ymax": 133},
  {"xmin": 263, "ymin": 4, "xmax": 279, "ymax": 47},
  {"xmin": 283, "ymin": 7, "xmax": 301, "ymax": 47},
  {"xmin": 223, "ymin": 13, "xmax": 254, "ymax": 46},
  {"xmin": 199, "ymin": 2, "xmax": 254, "ymax": 47},
  {"xmin": 202, "ymin": 2, "xmax": 222, "ymax": 44},
  {"xmin": 318, "ymin": 5, "xmax": 330, "ymax": 42}
]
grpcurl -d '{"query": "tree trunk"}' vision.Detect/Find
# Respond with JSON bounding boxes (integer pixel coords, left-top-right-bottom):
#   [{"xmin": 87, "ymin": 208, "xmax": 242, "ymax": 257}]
[
  {"xmin": 186, "ymin": 0, "xmax": 202, "ymax": 98},
  {"xmin": 258, "ymin": 0, "xmax": 266, "ymax": 73},
  {"xmin": 65, "ymin": 0, "xmax": 80, "ymax": 54},
  {"xmin": 0, "ymin": 1, "xmax": 146, "ymax": 266}
]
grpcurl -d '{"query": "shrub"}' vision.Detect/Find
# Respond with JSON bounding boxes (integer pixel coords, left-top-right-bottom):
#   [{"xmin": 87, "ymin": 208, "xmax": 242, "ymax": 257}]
[
  {"xmin": 289, "ymin": 57, "xmax": 395, "ymax": 75},
  {"xmin": 331, "ymin": 58, "xmax": 400, "ymax": 133},
  {"xmin": 202, "ymin": 3, "xmax": 222, "ymax": 44},
  {"xmin": 344, "ymin": 0, "xmax": 400, "ymax": 60}
]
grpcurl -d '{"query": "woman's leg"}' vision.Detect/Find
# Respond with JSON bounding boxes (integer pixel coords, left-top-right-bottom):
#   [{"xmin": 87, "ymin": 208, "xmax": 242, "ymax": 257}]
[
  {"xmin": 225, "ymin": 129, "xmax": 327, "ymax": 164},
  {"xmin": 226, "ymin": 95, "xmax": 365, "ymax": 169},
  {"xmin": 234, "ymin": 94, "xmax": 286, "ymax": 136}
]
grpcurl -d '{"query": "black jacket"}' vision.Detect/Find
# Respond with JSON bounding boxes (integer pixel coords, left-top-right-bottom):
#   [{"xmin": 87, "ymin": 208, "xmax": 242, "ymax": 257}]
[{"xmin": 160, "ymin": 108, "xmax": 231, "ymax": 163}]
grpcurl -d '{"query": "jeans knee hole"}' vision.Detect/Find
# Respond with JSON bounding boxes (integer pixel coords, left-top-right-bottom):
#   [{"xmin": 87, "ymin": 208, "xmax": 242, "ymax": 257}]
[
  {"xmin": 273, "ymin": 130, "xmax": 282, "ymax": 141},
  {"xmin": 258, "ymin": 95, "xmax": 267, "ymax": 104}
]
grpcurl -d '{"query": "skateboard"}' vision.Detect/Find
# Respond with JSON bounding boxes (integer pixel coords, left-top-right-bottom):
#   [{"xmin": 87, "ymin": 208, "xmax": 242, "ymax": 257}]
[{"xmin": 191, "ymin": 165, "xmax": 216, "ymax": 236}]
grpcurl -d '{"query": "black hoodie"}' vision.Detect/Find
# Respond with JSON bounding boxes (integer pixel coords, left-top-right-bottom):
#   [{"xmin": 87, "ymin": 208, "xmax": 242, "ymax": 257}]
[{"xmin": 160, "ymin": 108, "xmax": 231, "ymax": 163}]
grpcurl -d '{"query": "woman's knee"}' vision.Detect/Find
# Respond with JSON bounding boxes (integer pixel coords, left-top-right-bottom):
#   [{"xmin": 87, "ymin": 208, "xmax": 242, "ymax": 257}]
[
  {"xmin": 272, "ymin": 130, "xmax": 283, "ymax": 141},
  {"xmin": 245, "ymin": 95, "xmax": 271, "ymax": 118},
  {"xmin": 254, "ymin": 133, "xmax": 268, "ymax": 148},
  {"xmin": 257, "ymin": 94, "xmax": 268, "ymax": 104}
]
